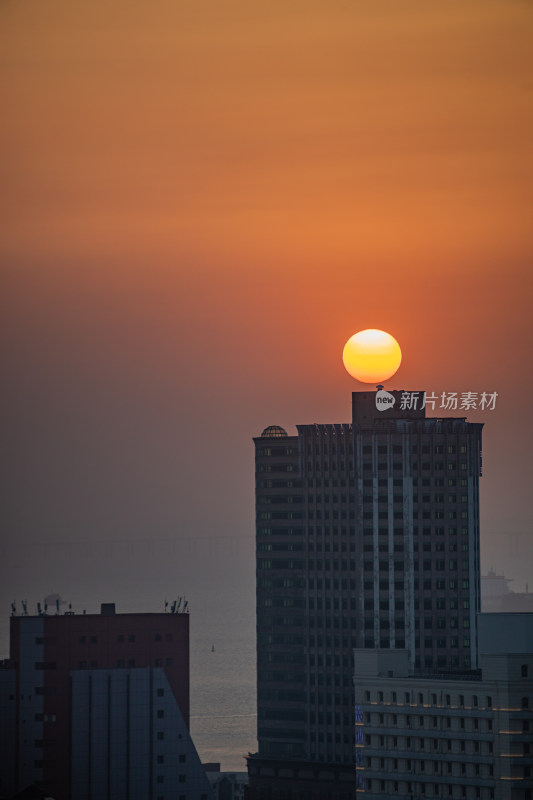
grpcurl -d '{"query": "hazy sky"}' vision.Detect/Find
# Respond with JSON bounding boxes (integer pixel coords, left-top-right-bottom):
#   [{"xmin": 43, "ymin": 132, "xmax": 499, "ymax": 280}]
[{"xmin": 1, "ymin": 0, "xmax": 533, "ymax": 645}]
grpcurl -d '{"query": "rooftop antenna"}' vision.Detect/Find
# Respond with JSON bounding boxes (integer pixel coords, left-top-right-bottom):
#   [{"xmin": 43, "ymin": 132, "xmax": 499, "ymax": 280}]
[
  {"xmin": 183, "ymin": 599, "xmax": 189, "ymax": 613},
  {"xmin": 176, "ymin": 597, "xmax": 182, "ymax": 612},
  {"xmin": 56, "ymin": 598, "xmax": 60, "ymax": 613},
  {"xmin": 37, "ymin": 602, "xmax": 42, "ymax": 616},
  {"xmin": 10, "ymin": 602, "xmax": 16, "ymax": 616},
  {"xmin": 164, "ymin": 600, "xmax": 168, "ymax": 612},
  {"xmin": 22, "ymin": 600, "xmax": 28, "ymax": 615},
  {"xmin": 171, "ymin": 601, "xmax": 176, "ymax": 614}
]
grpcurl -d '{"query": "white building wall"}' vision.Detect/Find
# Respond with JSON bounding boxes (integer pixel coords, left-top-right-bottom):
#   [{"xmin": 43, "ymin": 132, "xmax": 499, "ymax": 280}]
[
  {"xmin": 353, "ymin": 626, "xmax": 533, "ymax": 800},
  {"xmin": 71, "ymin": 667, "xmax": 213, "ymax": 800}
]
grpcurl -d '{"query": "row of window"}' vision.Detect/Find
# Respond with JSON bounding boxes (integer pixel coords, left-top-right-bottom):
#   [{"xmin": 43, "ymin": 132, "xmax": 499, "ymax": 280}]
[
  {"xmin": 36, "ymin": 658, "xmax": 175, "ymax": 670},
  {"xmin": 364, "ymin": 733, "xmax": 494, "ymax": 753},
  {"xmin": 301, "ymin": 443, "xmax": 470, "ymax": 457},
  {"xmin": 362, "ymin": 444, "xmax": 468, "ymax": 455},
  {"xmin": 307, "ymin": 462, "xmax": 354, "ymax": 473},
  {"xmin": 362, "ymin": 462, "xmax": 470, "ymax": 472},
  {"xmin": 257, "ymin": 495, "xmax": 304, "ymax": 504},
  {"xmin": 361, "ymin": 493, "xmax": 469, "ymax": 504},
  {"xmin": 36, "ymin": 633, "xmax": 175, "ymax": 647},
  {"xmin": 363, "ymin": 478, "xmax": 468, "ymax": 488},
  {"xmin": 361, "ymin": 543, "xmax": 470, "ymax": 556},
  {"xmin": 256, "ymin": 463, "xmax": 296, "ymax": 472},
  {"xmin": 365, "ymin": 712, "xmax": 493, "ymax": 732},
  {"xmin": 365, "ymin": 755, "xmax": 493, "ymax": 778},
  {"xmin": 257, "ymin": 446, "xmax": 296, "ymax": 456},
  {"xmin": 363, "ymin": 558, "xmax": 471, "ymax": 574},
  {"xmin": 258, "ymin": 491, "xmax": 469, "ymax": 507},
  {"xmin": 307, "ymin": 443, "xmax": 353, "ymax": 456},
  {"xmin": 258, "ymin": 523, "xmax": 470, "ymax": 538},
  {"xmin": 257, "ymin": 479, "xmax": 302, "ymax": 489},
  {"xmin": 363, "ymin": 526, "xmax": 470, "ymax": 535},
  {"xmin": 365, "ymin": 779, "xmax": 494, "ymax": 799},
  {"xmin": 363, "ymin": 511, "xmax": 469, "ymax": 521}
]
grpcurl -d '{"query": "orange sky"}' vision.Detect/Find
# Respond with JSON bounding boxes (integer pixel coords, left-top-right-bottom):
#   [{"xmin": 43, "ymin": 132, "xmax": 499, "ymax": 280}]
[{"xmin": 1, "ymin": 0, "xmax": 533, "ymax": 620}]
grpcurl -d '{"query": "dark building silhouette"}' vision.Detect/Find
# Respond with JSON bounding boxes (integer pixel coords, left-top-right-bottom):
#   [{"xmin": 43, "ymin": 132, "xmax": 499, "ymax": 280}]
[
  {"xmin": 248, "ymin": 390, "xmax": 483, "ymax": 795},
  {"xmin": 0, "ymin": 603, "xmax": 213, "ymax": 800}
]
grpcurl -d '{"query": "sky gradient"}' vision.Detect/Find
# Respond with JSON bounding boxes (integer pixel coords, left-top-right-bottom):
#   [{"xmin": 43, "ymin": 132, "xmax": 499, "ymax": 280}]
[{"xmin": 1, "ymin": 0, "xmax": 533, "ymax": 653}]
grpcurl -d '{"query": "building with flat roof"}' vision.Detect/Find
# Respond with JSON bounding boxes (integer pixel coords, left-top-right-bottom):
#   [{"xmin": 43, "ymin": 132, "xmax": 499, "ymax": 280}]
[
  {"xmin": 0, "ymin": 603, "xmax": 213, "ymax": 800},
  {"xmin": 248, "ymin": 390, "xmax": 483, "ymax": 793},
  {"xmin": 352, "ymin": 613, "xmax": 533, "ymax": 800}
]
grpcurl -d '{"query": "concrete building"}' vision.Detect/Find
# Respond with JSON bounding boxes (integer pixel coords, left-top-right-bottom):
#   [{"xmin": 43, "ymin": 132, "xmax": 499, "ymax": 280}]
[
  {"xmin": 0, "ymin": 603, "xmax": 213, "ymax": 800},
  {"xmin": 352, "ymin": 613, "xmax": 533, "ymax": 800},
  {"xmin": 250, "ymin": 390, "xmax": 483, "ymax": 783}
]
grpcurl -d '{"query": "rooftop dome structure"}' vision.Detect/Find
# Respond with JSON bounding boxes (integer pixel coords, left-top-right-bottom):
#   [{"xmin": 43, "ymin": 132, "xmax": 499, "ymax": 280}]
[{"xmin": 261, "ymin": 425, "xmax": 288, "ymax": 438}]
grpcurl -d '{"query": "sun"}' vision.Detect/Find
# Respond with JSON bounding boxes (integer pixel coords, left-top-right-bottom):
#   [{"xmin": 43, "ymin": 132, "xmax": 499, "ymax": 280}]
[{"xmin": 342, "ymin": 329, "xmax": 402, "ymax": 383}]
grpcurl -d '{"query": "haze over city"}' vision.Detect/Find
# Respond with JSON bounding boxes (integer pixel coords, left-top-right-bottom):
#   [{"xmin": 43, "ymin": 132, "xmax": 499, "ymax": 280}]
[{"xmin": 1, "ymin": 0, "xmax": 532, "ymax": 774}]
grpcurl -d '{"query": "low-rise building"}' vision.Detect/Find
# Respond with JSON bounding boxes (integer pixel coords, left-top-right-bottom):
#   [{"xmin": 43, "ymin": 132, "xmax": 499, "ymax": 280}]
[
  {"xmin": 353, "ymin": 614, "xmax": 533, "ymax": 800},
  {"xmin": 0, "ymin": 602, "xmax": 213, "ymax": 800}
]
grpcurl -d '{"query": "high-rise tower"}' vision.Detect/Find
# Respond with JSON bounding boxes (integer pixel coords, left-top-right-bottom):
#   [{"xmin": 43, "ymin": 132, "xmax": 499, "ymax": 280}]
[{"xmin": 252, "ymin": 391, "xmax": 483, "ymax": 770}]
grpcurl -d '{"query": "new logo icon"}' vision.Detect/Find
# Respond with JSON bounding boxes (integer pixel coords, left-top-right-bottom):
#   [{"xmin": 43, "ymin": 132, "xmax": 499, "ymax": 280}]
[{"xmin": 375, "ymin": 385, "xmax": 395, "ymax": 411}]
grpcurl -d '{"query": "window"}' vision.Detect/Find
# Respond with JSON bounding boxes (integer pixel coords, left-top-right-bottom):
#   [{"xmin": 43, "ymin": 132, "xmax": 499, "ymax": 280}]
[
  {"xmin": 157, "ymin": 688, "xmax": 164, "ymax": 697},
  {"xmin": 522, "ymin": 664, "xmax": 529, "ymax": 678},
  {"xmin": 157, "ymin": 710, "xmax": 164, "ymax": 718}
]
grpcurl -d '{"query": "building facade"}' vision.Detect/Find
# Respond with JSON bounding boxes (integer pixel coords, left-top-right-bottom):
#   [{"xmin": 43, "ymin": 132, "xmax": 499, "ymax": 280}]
[
  {"xmin": 0, "ymin": 603, "xmax": 213, "ymax": 800},
  {"xmin": 251, "ymin": 390, "xmax": 483, "ymax": 773},
  {"xmin": 352, "ymin": 614, "xmax": 533, "ymax": 800}
]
